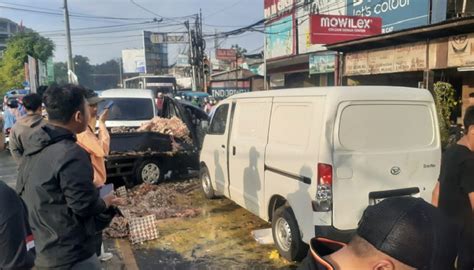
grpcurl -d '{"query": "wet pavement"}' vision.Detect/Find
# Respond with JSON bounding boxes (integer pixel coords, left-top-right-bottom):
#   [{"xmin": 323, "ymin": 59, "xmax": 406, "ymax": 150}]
[
  {"xmin": 111, "ymin": 179, "xmax": 298, "ymax": 269},
  {"xmin": 0, "ymin": 150, "xmax": 299, "ymax": 269}
]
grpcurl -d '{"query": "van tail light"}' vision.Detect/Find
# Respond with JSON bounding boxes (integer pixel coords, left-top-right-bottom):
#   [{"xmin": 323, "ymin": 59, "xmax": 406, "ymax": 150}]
[{"xmin": 315, "ymin": 163, "xmax": 333, "ymax": 212}]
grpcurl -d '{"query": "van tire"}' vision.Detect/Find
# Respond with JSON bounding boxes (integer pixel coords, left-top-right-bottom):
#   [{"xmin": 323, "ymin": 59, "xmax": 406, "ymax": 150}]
[
  {"xmin": 200, "ymin": 166, "xmax": 216, "ymax": 199},
  {"xmin": 272, "ymin": 206, "xmax": 308, "ymax": 262},
  {"xmin": 135, "ymin": 159, "xmax": 165, "ymax": 185}
]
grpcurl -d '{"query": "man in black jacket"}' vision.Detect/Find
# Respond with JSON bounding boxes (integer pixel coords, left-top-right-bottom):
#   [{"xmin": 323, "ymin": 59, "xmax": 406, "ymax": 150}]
[{"xmin": 17, "ymin": 84, "xmax": 121, "ymax": 270}]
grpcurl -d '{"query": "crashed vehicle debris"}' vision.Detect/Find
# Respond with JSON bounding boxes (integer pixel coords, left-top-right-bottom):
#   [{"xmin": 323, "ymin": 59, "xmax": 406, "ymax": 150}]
[{"xmin": 99, "ymin": 89, "xmax": 209, "ymax": 187}]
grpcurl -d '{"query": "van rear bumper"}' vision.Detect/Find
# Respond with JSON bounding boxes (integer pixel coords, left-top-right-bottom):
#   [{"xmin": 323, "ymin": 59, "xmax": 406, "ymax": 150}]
[{"xmin": 314, "ymin": 226, "xmax": 355, "ymax": 244}]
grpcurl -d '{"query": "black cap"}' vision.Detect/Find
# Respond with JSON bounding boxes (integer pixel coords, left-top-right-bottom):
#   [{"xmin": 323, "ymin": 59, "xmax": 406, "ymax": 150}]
[
  {"xmin": 357, "ymin": 197, "xmax": 457, "ymax": 270},
  {"xmin": 84, "ymin": 89, "xmax": 103, "ymax": 105}
]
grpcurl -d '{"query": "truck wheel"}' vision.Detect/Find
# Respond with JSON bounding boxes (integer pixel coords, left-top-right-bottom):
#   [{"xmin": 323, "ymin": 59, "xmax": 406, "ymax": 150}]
[
  {"xmin": 272, "ymin": 206, "xmax": 308, "ymax": 262},
  {"xmin": 200, "ymin": 166, "xmax": 216, "ymax": 199},
  {"xmin": 136, "ymin": 160, "xmax": 165, "ymax": 185}
]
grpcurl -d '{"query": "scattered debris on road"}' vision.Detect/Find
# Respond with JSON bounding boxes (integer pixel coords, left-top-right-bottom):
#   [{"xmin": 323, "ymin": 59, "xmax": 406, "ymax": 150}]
[{"xmin": 104, "ymin": 180, "xmax": 201, "ymax": 241}]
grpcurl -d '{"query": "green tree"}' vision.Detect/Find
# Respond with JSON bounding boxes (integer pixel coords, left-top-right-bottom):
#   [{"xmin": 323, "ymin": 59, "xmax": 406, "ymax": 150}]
[
  {"xmin": 0, "ymin": 32, "xmax": 54, "ymax": 94},
  {"xmin": 92, "ymin": 59, "xmax": 120, "ymax": 90},
  {"xmin": 54, "ymin": 62, "xmax": 68, "ymax": 85},
  {"xmin": 433, "ymin": 82, "xmax": 457, "ymax": 149},
  {"xmin": 231, "ymin": 44, "xmax": 247, "ymax": 57},
  {"xmin": 73, "ymin": 55, "xmax": 93, "ymax": 88}
]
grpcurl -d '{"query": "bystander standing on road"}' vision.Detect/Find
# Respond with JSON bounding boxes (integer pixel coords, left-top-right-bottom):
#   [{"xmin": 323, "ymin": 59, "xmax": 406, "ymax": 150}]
[
  {"xmin": 432, "ymin": 106, "xmax": 474, "ymax": 270},
  {"xmin": 0, "ymin": 180, "xmax": 35, "ymax": 270},
  {"xmin": 299, "ymin": 197, "xmax": 457, "ymax": 270},
  {"xmin": 3, "ymin": 99, "xmax": 20, "ymax": 133},
  {"xmin": 76, "ymin": 89, "xmax": 113, "ymax": 262},
  {"xmin": 156, "ymin": 92, "xmax": 164, "ymax": 116},
  {"xmin": 16, "ymin": 84, "xmax": 123, "ymax": 270},
  {"xmin": 9, "ymin": 93, "xmax": 46, "ymax": 165},
  {"xmin": 0, "ymin": 113, "xmax": 4, "ymax": 151}
]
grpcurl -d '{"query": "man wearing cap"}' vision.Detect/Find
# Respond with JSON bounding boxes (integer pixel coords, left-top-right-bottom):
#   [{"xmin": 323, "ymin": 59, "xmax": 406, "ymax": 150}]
[
  {"xmin": 432, "ymin": 106, "xmax": 474, "ymax": 270},
  {"xmin": 298, "ymin": 197, "xmax": 457, "ymax": 270},
  {"xmin": 76, "ymin": 89, "xmax": 113, "ymax": 262}
]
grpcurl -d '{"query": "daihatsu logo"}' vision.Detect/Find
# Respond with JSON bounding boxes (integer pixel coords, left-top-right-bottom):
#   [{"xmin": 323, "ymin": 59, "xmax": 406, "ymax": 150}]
[{"xmin": 391, "ymin": 166, "xmax": 401, "ymax": 176}]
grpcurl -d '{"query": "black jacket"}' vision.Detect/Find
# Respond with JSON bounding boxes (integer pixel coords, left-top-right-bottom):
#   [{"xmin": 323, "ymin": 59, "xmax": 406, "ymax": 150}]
[
  {"xmin": 298, "ymin": 238, "xmax": 345, "ymax": 270},
  {"xmin": 0, "ymin": 181, "xmax": 35, "ymax": 270},
  {"xmin": 17, "ymin": 124, "xmax": 107, "ymax": 269}
]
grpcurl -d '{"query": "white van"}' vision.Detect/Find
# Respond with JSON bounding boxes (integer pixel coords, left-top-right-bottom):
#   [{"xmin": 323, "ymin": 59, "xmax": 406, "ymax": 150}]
[{"xmin": 199, "ymin": 86, "xmax": 440, "ymax": 261}]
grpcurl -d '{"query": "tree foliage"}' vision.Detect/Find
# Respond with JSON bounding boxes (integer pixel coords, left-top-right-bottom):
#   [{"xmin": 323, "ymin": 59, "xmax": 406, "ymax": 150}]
[
  {"xmin": 0, "ymin": 32, "xmax": 54, "ymax": 94},
  {"xmin": 433, "ymin": 81, "xmax": 457, "ymax": 149},
  {"xmin": 54, "ymin": 57, "xmax": 120, "ymax": 90},
  {"xmin": 231, "ymin": 44, "xmax": 247, "ymax": 56}
]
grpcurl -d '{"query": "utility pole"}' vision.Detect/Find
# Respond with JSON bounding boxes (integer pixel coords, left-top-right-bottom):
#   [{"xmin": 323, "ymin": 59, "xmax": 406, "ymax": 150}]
[
  {"xmin": 118, "ymin": 58, "xmax": 123, "ymax": 88},
  {"xmin": 63, "ymin": 0, "xmax": 74, "ymax": 76},
  {"xmin": 185, "ymin": 20, "xmax": 196, "ymax": 91},
  {"xmin": 263, "ymin": 34, "xmax": 268, "ymax": 90}
]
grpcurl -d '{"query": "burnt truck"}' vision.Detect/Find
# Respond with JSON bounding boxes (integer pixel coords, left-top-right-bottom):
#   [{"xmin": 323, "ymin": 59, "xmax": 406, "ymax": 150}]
[{"xmin": 99, "ymin": 89, "xmax": 209, "ymax": 187}]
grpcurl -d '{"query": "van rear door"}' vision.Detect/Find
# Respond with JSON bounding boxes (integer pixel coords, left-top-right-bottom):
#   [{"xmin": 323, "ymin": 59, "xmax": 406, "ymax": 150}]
[{"xmin": 332, "ymin": 102, "xmax": 439, "ymax": 230}]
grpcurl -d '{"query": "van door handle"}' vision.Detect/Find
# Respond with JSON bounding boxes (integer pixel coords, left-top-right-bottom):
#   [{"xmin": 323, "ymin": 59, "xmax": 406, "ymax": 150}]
[
  {"xmin": 232, "ymin": 146, "xmax": 236, "ymax": 156},
  {"xmin": 221, "ymin": 145, "xmax": 225, "ymax": 149}
]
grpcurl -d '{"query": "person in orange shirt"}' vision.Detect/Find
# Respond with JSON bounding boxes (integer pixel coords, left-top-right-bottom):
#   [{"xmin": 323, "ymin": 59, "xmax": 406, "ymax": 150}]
[{"xmin": 76, "ymin": 89, "xmax": 113, "ymax": 262}]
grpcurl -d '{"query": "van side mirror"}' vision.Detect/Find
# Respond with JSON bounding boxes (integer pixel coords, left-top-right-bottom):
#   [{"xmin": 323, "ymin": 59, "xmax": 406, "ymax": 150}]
[{"xmin": 201, "ymin": 121, "xmax": 209, "ymax": 133}]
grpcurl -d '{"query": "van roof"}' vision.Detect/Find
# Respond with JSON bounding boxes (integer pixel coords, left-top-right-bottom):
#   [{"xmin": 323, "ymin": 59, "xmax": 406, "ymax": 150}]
[
  {"xmin": 229, "ymin": 86, "xmax": 433, "ymax": 102},
  {"xmin": 99, "ymin": 88, "xmax": 154, "ymax": 98}
]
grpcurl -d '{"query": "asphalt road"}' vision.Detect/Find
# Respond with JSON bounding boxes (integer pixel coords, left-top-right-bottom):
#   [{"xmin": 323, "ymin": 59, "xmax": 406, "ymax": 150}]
[{"xmin": 0, "ymin": 149, "xmax": 17, "ymax": 188}]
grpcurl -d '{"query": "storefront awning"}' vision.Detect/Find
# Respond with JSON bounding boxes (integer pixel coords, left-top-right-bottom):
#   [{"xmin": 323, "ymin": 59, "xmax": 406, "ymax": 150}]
[{"xmin": 326, "ymin": 17, "xmax": 474, "ymax": 53}]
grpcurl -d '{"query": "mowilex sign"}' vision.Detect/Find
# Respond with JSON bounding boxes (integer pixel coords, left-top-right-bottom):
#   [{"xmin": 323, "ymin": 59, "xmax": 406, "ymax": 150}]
[{"xmin": 310, "ymin": 14, "xmax": 382, "ymax": 44}]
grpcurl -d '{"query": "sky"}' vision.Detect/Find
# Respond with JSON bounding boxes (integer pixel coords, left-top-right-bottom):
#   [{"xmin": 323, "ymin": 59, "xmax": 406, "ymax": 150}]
[{"xmin": 0, "ymin": 0, "xmax": 264, "ymax": 64}]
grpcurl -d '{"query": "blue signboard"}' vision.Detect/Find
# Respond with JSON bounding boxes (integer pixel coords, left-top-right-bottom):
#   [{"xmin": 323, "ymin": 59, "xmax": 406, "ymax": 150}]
[{"xmin": 346, "ymin": 0, "xmax": 430, "ymax": 33}]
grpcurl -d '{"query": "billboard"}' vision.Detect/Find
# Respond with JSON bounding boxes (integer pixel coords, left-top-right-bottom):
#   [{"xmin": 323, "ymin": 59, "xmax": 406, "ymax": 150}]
[
  {"xmin": 310, "ymin": 14, "xmax": 382, "ymax": 44},
  {"xmin": 150, "ymin": 33, "xmax": 188, "ymax": 44},
  {"xmin": 216, "ymin": 49, "xmax": 237, "ymax": 61},
  {"xmin": 122, "ymin": 49, "xmax": 146, "ymax": 74},
  {"xmin": 143, "ymin": 31, "xmax": 169, "ymax": 74},
  {"xmin": 296, "ymin": 0, "xmax": 347, "ymax": 54},
  {"xmin": 347, "ymin": 0, "xmax": 430, "ymax": 33},
  {"xmin": 265, "ymin": 15, "xmax": 294, "ymax": 60},
  {"xmin": 309, "ymin": 53, "xmax": 336, "ymax": 74}
]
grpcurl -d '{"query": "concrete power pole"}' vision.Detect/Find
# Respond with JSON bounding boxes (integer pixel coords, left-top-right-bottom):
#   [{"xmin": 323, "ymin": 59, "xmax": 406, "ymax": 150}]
[
  {"xmin": 186, "ymin": 21, "xmax": 197, "ymax": 91},
  {"xmin": 63, "ymin": 0, "xmax": 74, "ymax": 76}
]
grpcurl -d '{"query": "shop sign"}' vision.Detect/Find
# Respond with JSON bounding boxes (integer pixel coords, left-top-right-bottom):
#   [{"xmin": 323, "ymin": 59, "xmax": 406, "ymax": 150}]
[
  {"xmin": 310, "ymin": 14, "xmax": 382, "ymax": 44},
  {"xmin": 347, "ymin": 0, "xmax": 430, "ymax": 33},
  {"xmin": 216, "ymin": 49, "xmax": 237, "ymax": 61},
  {"xmin": 309, "ymin": 54, "xmax": 336, "ymax": 74},
  {"xmin": 265, "ymin": 15, "xmax": 295, "ymax": 59},
  {"xmin": 447, "ymin": 34, "xmax": 474, "ymax": 67},
  {"xmin": 344, "ymin": 42, "xmax": 427, "ymax": 76},
  {"xmin": 211, "ymin": 88, "xmax": 250, "ymax": 98},
  {"xmin": 264, "ymin": 0, "xmax": 294, "ymax": 20}
]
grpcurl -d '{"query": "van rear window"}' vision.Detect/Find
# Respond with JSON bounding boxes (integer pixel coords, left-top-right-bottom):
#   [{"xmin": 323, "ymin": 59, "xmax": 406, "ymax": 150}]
[{"xmin": 338, "ymin": 104, "xmax": 435, "ymax": 151}]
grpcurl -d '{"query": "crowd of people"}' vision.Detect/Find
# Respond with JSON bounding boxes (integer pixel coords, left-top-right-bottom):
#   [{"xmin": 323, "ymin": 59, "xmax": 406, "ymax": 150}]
[
  {"xmin": 0, "ymin": 84, "xmax": 472, "ymax": 269},
  {"xmin": 1, "ymin": 84, "xmax": 123, "ymax": 269}
]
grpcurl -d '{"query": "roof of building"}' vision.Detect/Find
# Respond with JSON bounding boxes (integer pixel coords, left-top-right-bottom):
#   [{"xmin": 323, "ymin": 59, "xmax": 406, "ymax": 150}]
[{"xmin": 326, "ymin": 16, "xmax": 474, "ymax": 52}]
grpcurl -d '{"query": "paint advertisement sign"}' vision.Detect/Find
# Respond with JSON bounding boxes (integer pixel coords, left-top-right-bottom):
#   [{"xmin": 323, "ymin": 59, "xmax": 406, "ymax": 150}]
[
  {"xmin": 310, "ymin": 14, "xmax": 382, "ymax": 44},
  {"xmin": 265, "ymin": 15, "xmax": 294, "ymax": 59},
  {"xmin": 347, "ymin": 0, "xmax": 430, "ymax": 33},
  {"xmin": 122, "ymin": 49, "xmax": 146, "ymax": 73}
]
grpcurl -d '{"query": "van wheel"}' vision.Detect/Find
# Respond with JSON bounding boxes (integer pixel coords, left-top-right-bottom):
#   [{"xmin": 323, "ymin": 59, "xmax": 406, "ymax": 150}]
[
  {"xmin": 200, "ymin": 166, "xmax": 216, "ymax": 199},
  {"xmin": 136, "ymin": 159, "xmax": 165, "ymax": 185},
  {"xmin": 272, "ymin": 206, "xmax": 308, "ymax": 262}
]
